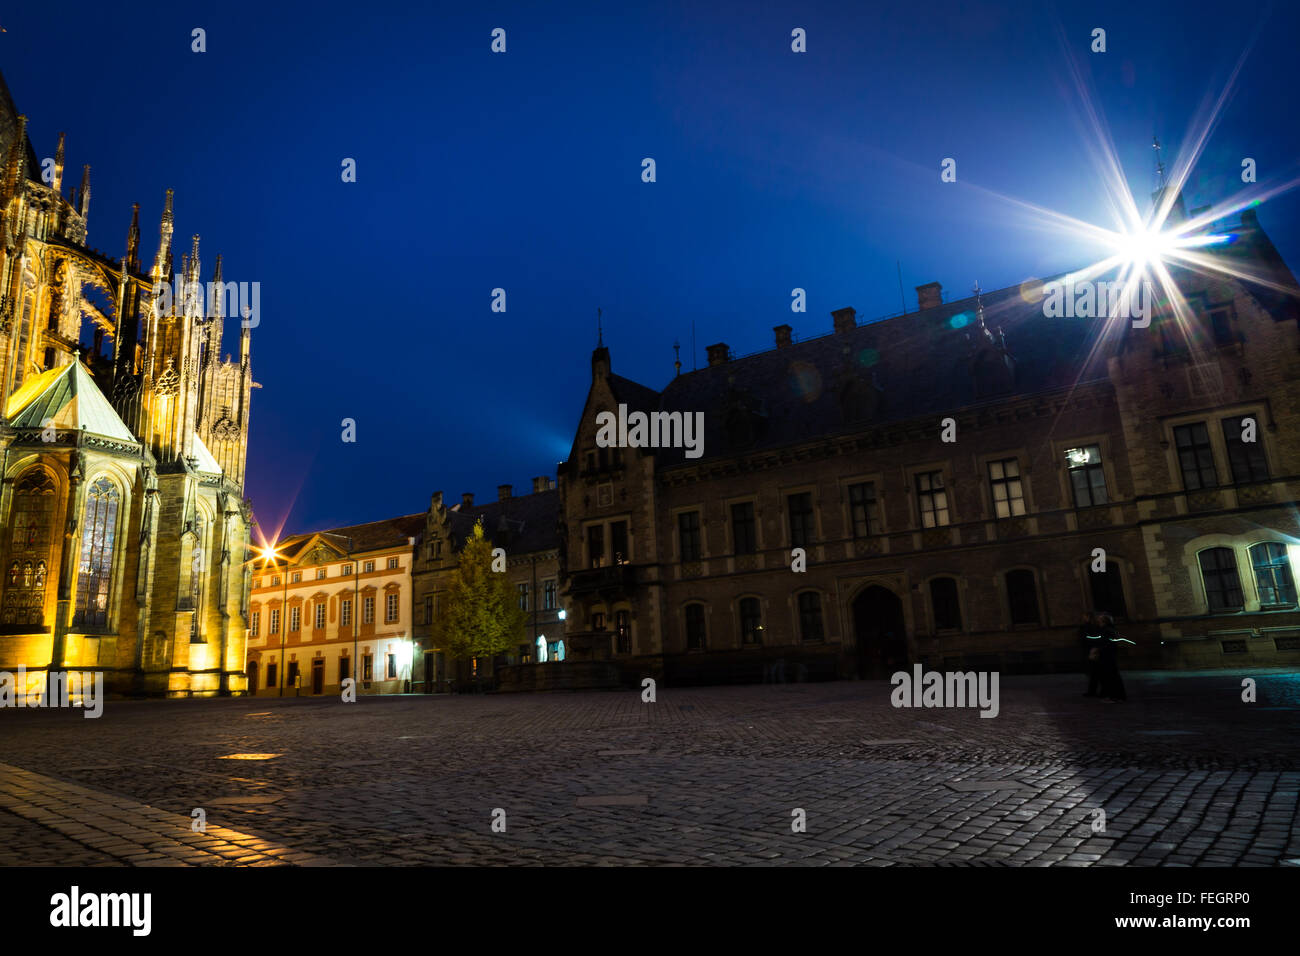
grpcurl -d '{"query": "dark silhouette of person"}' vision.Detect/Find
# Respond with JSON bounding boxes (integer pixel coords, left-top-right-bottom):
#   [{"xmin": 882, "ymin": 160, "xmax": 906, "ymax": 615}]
[
  {"xmin": 1079, "ymin": 610, "xmax": 1103, "ymax": 697},
  {"xmin": 1097, "ymin": 613, "xmax": 1127, "ymax": 702}
]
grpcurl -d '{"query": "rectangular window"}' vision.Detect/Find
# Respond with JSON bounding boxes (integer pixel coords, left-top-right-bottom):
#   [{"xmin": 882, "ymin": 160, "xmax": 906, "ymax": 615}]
[
  {"xmin": 341, "ymin": 599, "xmax": 352, "ymax": 628},
  {"xmin": 798, "ymin": 592, "xmax": 824, "ymax": 642},
  {"xmin": 615, "ymin": 610, "xmax": 630, "ymax": 654},
  {"xmin": 1250, "ymin": 543, "xmax": 1296, "ymax": 607},
  {"xmin": 363, "ymin": 596, "xmax": 374, "ymax": 624},
  {"xmin": 610, "ymin": 520, "xmax": 629, "ymax": 564},
  {"xmin": 287, "ymin": 661, "xmax": 299, "ymax": 687},
  {"xmin": 253, "ymin": 578, "xmax": 262, "ymax": 589},
  {"xmin": 292, "ymin": 572, "xmax": 301, "ymax": 583},
  {"xmin": 1066, "ymin": 445, "xmax": 1107, "ymax": 507},
  {"xmin": 1174, "ymin": 422, "xmax": 1218, "ymax": 490},
  {"xmin": 386, "ymin": 653, "xmax": 397, "ymax": 679},
  {"xmin": 269, "ymin": 608, "xmax": 281, "ymax": 635},
  {"xmin": 250, "ymin": 610, "xmax": 260, "ymax": 637},
  {"xmin": 289, "ymin": 606, "xmax": 300, "ymax": 632},
  {"xmin": 362, "ymin": 654, "xmax": 373, "ymax": 682},
  {"xmin": 517, "ymin": 583, "xmax": 529, "ymax": 611},
  {"xmin": 1209, "ymin": 308, "xmax": 1233, "ymax": 346},
  {"xmin": 915, "ymin": 472, "xmax": 949, "ymax": 528},
  {"xmin": 266, "ymin": 662, "xmax": 277, "ymax": 688},
  {"xmin": 271, "ymin": 575, "xmax": 280, "ymax": 586},
  {"xmin": 930, "ymin": 578, "xmax": 962, "ymax": 630},
  {"xmin": 1006, "ymin": 569, "xmax": 1041, "ymax": 625},
  {"xmin": 316, "ymin": 568, "xmax": 327, "ymax": 580},
  {"xmin": 1222, "ymin": 417, "xmax": 1269, "ymax": 483},
  {"xmin": 424, "ymin": 595, "xmax": 433, "ymax": 624},
  {"xmin": 787, "ymin": 493, "xmax": 814, "ymax": 547},
  {"xmin": 739, "ymin": 597, "xmax": 762, "ymax": 644},
  {"xmin": 338, "ymin": 657, "xmax": 350, "ymax": 682},
  {"xmin": 988, "ymin": 458, "xmax": 1026, "ymax": 518},
  {"xmin": 363, "ymin": 560, "xmax": 375, "ymax": 573},
  {"xmin": 1199, "ymin": 547, "xmax": 1243, "ymax": 611},
  {"xmin": 848, "ymin": 482, "xmax": 879, "ymax": 537},
  {"xmin": 314, "ymin": 603, "xmax": 325, "ymax": 629},
  {"xmin": 388, "ymin": 557, "xmax": 399, "ymax": 570},
  {"xmin": 543, "ymin": 580, "xmax": 557, "ymax": 610},
  {"xmin": 684, "ymin": 604, "xmax": 706, "ymax": 650},
  {"xmin": 592, "ymin": 611, "xmax": 606, "ymax": 631},
  {"xmin": 731, "ymin": 502, "xmax": 756, "ymax": 555},
  {"xmin": 386, "ymin": 592, "xmax": 399, "ymax": 623},
  {"xmin": 587, "ymin": 524, "xmax": 605, "ymax": 568},
  {"xmin": 342, "ymin": 564, "xmax": 353, "ymax": 576},
  {"xmin": 679, "ymin": 511, "xmax": 702, "ymax": 562}
]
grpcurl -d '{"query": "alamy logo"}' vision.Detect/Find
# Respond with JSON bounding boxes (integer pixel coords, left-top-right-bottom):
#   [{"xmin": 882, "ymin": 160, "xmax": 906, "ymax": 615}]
[
  {"xmin": 595, "ymin": 404, "xmax": 705, "ymax": 459},
  {"xmin": 1042, "ymin": 276, "xmax": 1152, "ymax": 327},
  {"xmin": 151, "ymin": 276, "xmax": 261, "ymax": 328},
  {"xmin": 50, "ymin": 886, "xmax": 151, "ymax": 936},
  {"xmin": 890, "ymin": 664, "xmax": 1000, "ymax": 718},
  {"xmin": 0, "ymin": 668, "xmax": 103, "ymax": 717}
]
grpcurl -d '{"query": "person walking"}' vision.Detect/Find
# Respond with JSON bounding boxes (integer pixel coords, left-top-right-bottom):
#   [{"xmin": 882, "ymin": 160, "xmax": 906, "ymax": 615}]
[
  {"xmin": 1097, "ymin": 612, "xmax": 1128, "ymax": 702},
  {"xmin": 1079, "ymin": 611, "xmax": 1103, "ymax": 697}
]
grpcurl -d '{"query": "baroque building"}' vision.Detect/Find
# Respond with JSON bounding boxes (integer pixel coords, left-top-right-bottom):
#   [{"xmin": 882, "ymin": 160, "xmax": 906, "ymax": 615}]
[
  {"xmin": 245, "ymin": 515, "xmax": 421, "ymax": 697},
  {"xmin": 0, "ymin": 69, "xmax": 255, "ymax": 698},
  {"xmin": 557, "ymin": 196, "xmax": 1300, "ymax": 685}
]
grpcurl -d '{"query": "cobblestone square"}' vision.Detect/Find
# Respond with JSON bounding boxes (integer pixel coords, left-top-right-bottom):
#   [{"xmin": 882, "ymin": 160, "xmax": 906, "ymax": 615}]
[{"xmin": 2, "ymin": 670, "xmax": 1298, "ymax": 866}]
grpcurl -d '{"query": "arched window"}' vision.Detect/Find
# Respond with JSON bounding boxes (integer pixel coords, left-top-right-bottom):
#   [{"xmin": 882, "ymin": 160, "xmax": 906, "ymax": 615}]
[
  {"xmin": 1249, "ymin": 543, "xmax": 1295, "ymax": 608},
  {"xmin": 798, "ymin": 591, "xmax": 824, "ymax": 642},
  {"xmin": 930, "ymin": 577, "xmax": 962, "ymax": 631},
  {"xmin": 188, "ymin": 512, "xmax": 207, "ymax": 642},
  {"xmin": 1088, "ymin": 561, "xmax": 1128, "ymax": 620},
  {"xmin": 1198, "ymin": 547, "xmax": 1243, "ymax": 612},
  {"xmin": 73, "ymin": 477, "xmax": 121, "ymax": 629},
  {"xmin": 738, "ymin": 597, "xmax": 762, "ymax": 645},
  {"xmin": 1005, "ymin": 569, "xmax": 1040, "ymax": 625},
  {"xmin": 684, "ymin": 603, "xmax": 706, "ymax": 650},
  {"xmin": 2, "ymin": 468, "xmax": 57, "ymax": 628}
]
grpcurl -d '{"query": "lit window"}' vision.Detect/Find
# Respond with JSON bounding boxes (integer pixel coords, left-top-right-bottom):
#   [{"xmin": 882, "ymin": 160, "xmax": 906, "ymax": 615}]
[
  {"xmin": 362, "ymin": 654, "xmax": 373, "ymax": 681},
  {"xmin": 1250, "ymin": 543, "xmax": 1295, "ymax": 607},
  {"xmin": 72, "ymin": 477, "xmax": 120, "ymax": 629},
  {"xmin": 915, "ymin": 472, "xmax": 949, "ymax": 528},
  {"xmin": 1065, "ymin": 445, "xmax": 1107, "ymax": 507},
  {"xmin": 987, "ymin": 458, "xmax": 1026, "ymax": 518},
  {"xmin": 386, "ymin": 592, "xmax": 399, "ymax": 623},
  {"xmin": 543, "ymin": 580, "xmax": 557, "ymax": 610},
  {"xmin": 615, "ymin": 609, "xmax": 630, "ymax": 654}
]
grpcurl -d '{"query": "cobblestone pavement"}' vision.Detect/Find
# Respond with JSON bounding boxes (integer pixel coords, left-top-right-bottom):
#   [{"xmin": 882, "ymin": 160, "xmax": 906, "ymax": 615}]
[{"xmin": 2, "ymin": 670, "xmax": 1298, "ymax": 866}]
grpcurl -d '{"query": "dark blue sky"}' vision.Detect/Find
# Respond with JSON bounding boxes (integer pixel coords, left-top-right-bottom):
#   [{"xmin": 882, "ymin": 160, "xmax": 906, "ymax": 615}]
[{"xmin": 4, "ymin": 1, "xmax": 1297, "ymax": 539}]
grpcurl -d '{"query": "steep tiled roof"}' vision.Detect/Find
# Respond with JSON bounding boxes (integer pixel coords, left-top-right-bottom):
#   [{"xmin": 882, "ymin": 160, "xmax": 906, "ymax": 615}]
[
  {"xmin": 280, "ymin": 513, "xmax": 424, "ymax": 559},
  {"xmin": 447, "ymin": 488, "xmax": 559, "ymax": 556}
]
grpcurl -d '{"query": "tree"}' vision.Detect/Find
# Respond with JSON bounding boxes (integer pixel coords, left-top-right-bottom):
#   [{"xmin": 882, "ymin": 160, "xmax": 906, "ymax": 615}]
[{"xmin": 435, "ymin": 520, "xmax": 527, "ymax": 668}]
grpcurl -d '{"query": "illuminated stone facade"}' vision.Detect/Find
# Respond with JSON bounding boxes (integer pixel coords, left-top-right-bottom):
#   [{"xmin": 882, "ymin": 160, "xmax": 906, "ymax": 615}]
[
  {"xmin": 0, "ymin": 69, "xmax": 255, "ymax": 697},
  {"xmin": 558, "ymin": 201, "xmax": 1300, "ymax": 684}
]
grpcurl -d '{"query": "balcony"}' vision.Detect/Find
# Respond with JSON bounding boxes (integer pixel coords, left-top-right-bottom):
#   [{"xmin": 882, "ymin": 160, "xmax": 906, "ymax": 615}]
[{"xmin": 568, "ymin": 564, "xmax": 637, "ymax": 597}]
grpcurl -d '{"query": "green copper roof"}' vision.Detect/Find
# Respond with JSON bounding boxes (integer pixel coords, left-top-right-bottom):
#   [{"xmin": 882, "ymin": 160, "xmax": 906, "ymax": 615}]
[{"xmin": 6, "ymin": 361, "xmax": 136, "ymax": 443}]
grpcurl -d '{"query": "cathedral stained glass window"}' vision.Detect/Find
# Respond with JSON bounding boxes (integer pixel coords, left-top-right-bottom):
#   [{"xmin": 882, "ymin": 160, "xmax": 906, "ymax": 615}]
[{"xmin": 73, "ymin": 477, "xmax": 120, "ymax": 629}]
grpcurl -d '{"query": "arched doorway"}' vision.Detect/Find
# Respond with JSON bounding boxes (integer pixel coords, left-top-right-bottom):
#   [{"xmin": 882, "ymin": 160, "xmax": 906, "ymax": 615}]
[{"xmin": 852, "ymin": 586, "xmax": 908, "ymax": 678}]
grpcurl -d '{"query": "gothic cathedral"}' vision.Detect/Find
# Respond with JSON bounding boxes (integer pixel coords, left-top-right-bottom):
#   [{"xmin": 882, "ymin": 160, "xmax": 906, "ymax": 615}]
[{"xmin": 0, "ymin": 69, "xmax": 255, "ymax": 697}]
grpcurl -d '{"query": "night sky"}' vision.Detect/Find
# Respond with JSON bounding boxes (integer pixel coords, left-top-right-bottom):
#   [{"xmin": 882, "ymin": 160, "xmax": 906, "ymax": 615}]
[{"xmin": 3, "ymin": 1, "xmax": 1297, "ymax": 540}]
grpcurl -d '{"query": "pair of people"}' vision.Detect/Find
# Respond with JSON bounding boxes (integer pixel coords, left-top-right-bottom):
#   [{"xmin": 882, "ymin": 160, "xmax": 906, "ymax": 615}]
[{"xmin": 1080, "ymin": 610, "xmax": 1128, "ymax": 702}]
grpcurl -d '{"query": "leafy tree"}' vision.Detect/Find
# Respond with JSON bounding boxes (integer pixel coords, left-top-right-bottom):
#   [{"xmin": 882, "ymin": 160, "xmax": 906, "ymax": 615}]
[{"xmin": 436, "ymin": 520, "xmax": 527, "ymax": 664}]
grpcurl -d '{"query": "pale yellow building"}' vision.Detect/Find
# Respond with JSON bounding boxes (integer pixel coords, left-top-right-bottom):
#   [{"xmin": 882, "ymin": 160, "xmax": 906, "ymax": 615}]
[{"xmin": 245, "ymin": 515, "xmax": 421, "ymax": 696}]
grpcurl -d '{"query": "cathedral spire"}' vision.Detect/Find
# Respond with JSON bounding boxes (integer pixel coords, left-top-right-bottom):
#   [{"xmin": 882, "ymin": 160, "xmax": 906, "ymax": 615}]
[
  {"xmin": 3, "ymin": 114, "xmax": 27, "ymax": 205},
  {"xmin": 52, "ymin": 132, "xmax": 65, "ymax": 197},
  {"xmin": 125, "ymin": 202, "xmax": 140, "ymax": 273},
  {"xmin": 152, "ymin": 188, "xmax": 174, "ymax": 280},
  {"xmin": 78, "ymin": 164, "xmax": 90, "ymax": 219},
  {"xmin": 209, "ymin": 254, "xmax": 224, "ymax": 316}
]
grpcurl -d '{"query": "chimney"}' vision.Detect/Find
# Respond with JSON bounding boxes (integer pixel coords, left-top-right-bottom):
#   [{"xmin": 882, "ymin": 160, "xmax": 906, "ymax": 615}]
[
  {"xmin": 774, "ymin": 324, "xmax": 792, "ymax": 348},
  {"xmin": 498, "ymin": 484, "xmax": 512, "ymax": 500},
  {"xmin": 461, "ymin": 492, "xmax": 474, "ymax": 508},
  {"xmin": 706, "ymin": 342, "xmax": 730, "ymax": 367},
  {"xmin": 915, "ymin": 282, "xmax": 942, "ymax": 311},
  {"xmin": 532, "ymin": 476, "xmax": 548, "ymax": 493},
  {"xmin": 832, "ymin": 307, "xmax": 856, "ymax": 334}
]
